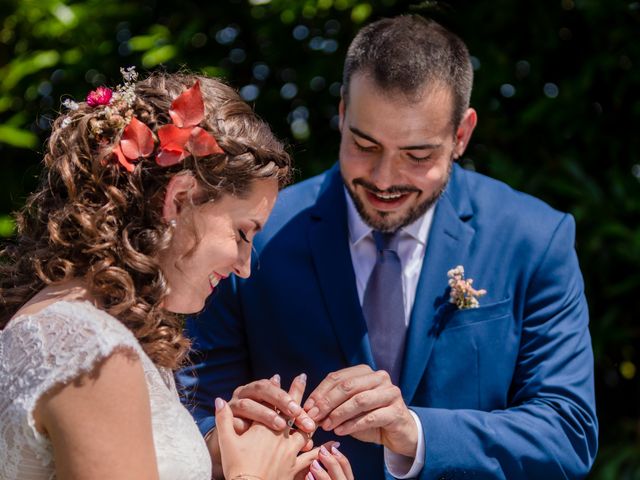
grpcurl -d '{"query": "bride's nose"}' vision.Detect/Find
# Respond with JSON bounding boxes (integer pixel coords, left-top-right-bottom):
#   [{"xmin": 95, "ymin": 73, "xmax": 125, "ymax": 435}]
[{"xmin": 233, "ymin": 246, "xmax": 251, "ymax": 279}]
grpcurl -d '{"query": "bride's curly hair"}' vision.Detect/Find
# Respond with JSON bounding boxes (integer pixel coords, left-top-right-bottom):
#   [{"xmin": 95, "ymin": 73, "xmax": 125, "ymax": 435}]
[{"xmin": 0, "ymin": 72, "xmax": 291, "ymax": 369}]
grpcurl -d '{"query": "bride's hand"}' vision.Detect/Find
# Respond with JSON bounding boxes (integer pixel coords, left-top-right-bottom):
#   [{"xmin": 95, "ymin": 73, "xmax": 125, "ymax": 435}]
[
  {"xmin": 215, "ymin": 376, "xmax": 320, "ymax": 479},
  {"xmin": 298, "ymin": 443, "xmax": 354, "ymax": 480},
  {"xmin": 207, "ymin": 375, "xmax": 315, "ymax": 479},
  {"xmin": 228, "ymin": 374, "xmax": 316, "ymax": 436}
]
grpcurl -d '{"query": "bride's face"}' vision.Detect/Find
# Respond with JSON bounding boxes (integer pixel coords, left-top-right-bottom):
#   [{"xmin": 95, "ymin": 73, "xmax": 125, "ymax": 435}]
[{"xmin": 159, "ymin": 178, "xmax": 278, "ymax": 314}]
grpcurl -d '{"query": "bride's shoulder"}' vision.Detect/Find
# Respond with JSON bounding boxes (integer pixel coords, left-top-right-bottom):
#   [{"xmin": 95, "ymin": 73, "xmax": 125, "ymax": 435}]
[
  {"xmin": 1, "ymin": 300, "xmax": 142, "ymax": 381},
  {"xmin": 5, "ymin": 300, "xmax": 136, "ymax": 344}
]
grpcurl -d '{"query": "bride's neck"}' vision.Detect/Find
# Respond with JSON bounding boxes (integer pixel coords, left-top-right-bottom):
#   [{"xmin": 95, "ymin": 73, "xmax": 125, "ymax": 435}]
[{"xmin": 13, "ymin": 278, "xmax": 96, "ymax": 318}]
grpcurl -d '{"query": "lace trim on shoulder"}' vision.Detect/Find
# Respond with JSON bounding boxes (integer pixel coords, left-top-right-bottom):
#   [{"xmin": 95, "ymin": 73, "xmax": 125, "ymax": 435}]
[{"xmin": 1, "ymin": 300, "xmax": 144, "ymax": 466}]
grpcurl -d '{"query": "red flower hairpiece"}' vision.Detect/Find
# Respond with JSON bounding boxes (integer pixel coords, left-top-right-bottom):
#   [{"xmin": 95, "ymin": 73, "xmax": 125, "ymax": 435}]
[
  {"xmin": 103, "ymin": 79, "xmax": 223, "ymax": 172},
  {"xmin": 156, "ymin": 81, "xmax": 224, "ymax": 167},
  {"xmin": 112, "ymin": 117, "xmax": 155, "ymax": 172}
]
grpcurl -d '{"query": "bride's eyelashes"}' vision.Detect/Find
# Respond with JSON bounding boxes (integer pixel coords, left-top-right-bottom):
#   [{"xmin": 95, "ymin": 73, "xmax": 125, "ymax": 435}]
[{"xmin": 238, "ymin": 229, "xmax": 250, "ymax": 243}]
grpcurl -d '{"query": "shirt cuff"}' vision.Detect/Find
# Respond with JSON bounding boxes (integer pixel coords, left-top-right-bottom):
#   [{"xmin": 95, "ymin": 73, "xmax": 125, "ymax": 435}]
[{"xmin": 383, "ymin": 409, "xmax": 425, "ymax": 478}]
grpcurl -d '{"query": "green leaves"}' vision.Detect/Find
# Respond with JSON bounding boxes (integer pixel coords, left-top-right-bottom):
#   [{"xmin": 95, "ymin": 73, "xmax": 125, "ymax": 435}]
[
  {"xmin": 0, "ymin": 125, "xmax": 38, "ymax": 148},
  {"xmin": 0, "ymin": 51, "xmax": 61, "ymax": 91}
]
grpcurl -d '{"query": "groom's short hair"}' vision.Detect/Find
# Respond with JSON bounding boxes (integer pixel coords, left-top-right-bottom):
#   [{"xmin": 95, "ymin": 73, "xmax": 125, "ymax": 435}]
[{"xmin": 342, "ymin": 14, "xmax": 473, "ymax": 127}]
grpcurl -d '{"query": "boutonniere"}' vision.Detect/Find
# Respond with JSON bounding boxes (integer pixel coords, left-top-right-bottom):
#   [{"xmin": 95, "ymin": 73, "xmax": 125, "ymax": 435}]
[{"xmin": 448, "ymin": 265, "xmax": 487, "ymax": 309}]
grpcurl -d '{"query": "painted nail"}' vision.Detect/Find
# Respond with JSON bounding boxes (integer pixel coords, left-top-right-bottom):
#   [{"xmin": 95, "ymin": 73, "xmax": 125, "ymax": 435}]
[
  {"xmin": 307, "ymin": 406, "xmax": 320, "ymax": 419},
  {"xmin": 270, "ymin": 373, "xmax": 281, "ymax": 385},
  {"xmin": 297, "ymin": 373, "xmax": 307, "ymax": 384},
  {"xmin": 331, "ymin": 446, "xmax": 342, "ymax": 457},
  {"xmin": 306, "ymin": 473, "xmax": 315, "ymax": 480},
  {"xmin": 302, "ymin": 417, "xmax": 315, "ymax": 430},
  {"xmin": 214, "ymin": 397, "xmax": 225, "ymax": 411},
  {"xmin": 274, "ymin": 416, "xmax": 287, "ymax": 429},
  {"xmin": 311, "ymin": 460, "xmax": 322, "ymax": 471},
  {"xmin": 288, "ymin": 400, "xmax": 302, "ymax": 415},
  {"xmin": 320, "ymin": 445, "xmax": 330, "ymax": 456}
]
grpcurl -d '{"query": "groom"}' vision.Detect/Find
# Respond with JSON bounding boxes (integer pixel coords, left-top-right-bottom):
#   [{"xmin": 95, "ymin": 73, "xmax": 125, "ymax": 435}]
[{"xmin": 179, "ymin": 15, "xmax": 598, "ymax": 479}]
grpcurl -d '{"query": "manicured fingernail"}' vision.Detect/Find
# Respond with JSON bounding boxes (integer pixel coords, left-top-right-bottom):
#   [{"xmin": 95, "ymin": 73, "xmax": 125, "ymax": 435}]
[
  {"xmin": 297, "ymin": 373, "xmax": 307, "ymax": 384},
  {"xmin": 331, "ymin": 446, "xmax": 342, "ymax": 456},
  {"xmin": 320, "ymin": 445, "xmax": 330, "ymax": 456},
  {"xmin": 307, "ymin": 406, "xmax": 320, "ymax": 419},
  {"xmin": 304, "ymin": 398, "xmax": 315, "ymax": 410},
  {"xmin": 214, "ymin": 397, "xmax": 225, "ymax": 411},
  {"xmin": 311, "ymin": 460, "xmax": 322, "ymax": 471},
  {"xmin": 270, "ymin": 374, "xmax": 281, "ymax": 385},
  {"xmin": 302, "ymin": 417, "xmax": 315, "ymax": 430},
  {"xmin": 306, "ymin": 473, "xmax": 315, "ymax": 480},
  {"xmin": 274, "ymin": 416, "xmax": 287, "ymax": 429},
  {"xmin": 287, "ymin": 401, "xmax": 302, "ymax": 415}
]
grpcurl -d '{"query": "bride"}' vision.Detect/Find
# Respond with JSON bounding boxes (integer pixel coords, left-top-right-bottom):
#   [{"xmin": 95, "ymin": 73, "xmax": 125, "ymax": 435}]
[{"xmin": 0, "ymin": 70, "xmax": 353, "ymax": 480}]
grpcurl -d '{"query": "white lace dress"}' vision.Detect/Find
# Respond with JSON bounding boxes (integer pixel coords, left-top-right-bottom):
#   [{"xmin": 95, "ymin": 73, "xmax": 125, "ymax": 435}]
[{"xmin": 0, "ymin": 300, "xmax": 212, "ymax": 480}]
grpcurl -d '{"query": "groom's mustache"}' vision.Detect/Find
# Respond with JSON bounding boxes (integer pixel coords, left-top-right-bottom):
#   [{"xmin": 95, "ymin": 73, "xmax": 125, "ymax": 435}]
[{"xmin": 352, "ymin": 178, "xmax": 421, "ymax": 195}]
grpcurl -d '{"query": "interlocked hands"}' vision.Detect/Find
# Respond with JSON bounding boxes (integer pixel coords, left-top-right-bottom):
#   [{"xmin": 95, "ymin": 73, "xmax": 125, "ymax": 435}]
[
  {"xmin": 209, "ymin": 365, "xmax": 417, "ymax": 479},
  {"xmin": 211, "ymin": 374, "xmax": 353, "ymax": 480}
]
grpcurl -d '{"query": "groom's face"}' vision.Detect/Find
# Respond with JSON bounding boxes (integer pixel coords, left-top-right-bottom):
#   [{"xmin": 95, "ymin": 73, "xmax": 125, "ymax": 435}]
[{"xmin": 339, "ymin": 73, "xmax": 467, "ymax": 233}]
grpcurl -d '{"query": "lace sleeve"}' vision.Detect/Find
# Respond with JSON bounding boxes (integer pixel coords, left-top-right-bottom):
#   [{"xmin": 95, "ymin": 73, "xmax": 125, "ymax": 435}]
[{"xmin": 0, "ymin": 300, "xmax": 143, "ymax": 467}]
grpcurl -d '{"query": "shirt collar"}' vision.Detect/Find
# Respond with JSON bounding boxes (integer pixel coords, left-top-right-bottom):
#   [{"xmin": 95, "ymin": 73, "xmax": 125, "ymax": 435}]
[{"xmin": 344, "ymin": 187, "xmax": 435, "ymax": 247}]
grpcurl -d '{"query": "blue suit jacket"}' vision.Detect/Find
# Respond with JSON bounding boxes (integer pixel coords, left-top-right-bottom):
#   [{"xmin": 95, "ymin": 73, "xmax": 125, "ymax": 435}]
[{"xmin": 179, "ymin": 164, "xmax": 598, "ymax": 479}]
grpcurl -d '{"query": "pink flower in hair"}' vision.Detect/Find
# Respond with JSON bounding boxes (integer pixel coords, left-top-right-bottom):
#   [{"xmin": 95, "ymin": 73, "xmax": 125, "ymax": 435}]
[{"xmin": 86, "ymin": 86, "xmax": 113, "ymax": 107}]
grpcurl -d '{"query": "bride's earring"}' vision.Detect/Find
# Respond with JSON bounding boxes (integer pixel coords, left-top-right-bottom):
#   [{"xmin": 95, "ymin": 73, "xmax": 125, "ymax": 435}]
[{"xmin": 167, "ymin": 219, "xmax": 177, "ymax": 241}]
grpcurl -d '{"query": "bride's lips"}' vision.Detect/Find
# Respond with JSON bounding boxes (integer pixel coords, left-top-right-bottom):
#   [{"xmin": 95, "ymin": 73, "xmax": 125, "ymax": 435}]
[
  {"xmin": 208, "ymin": 272, "xmax": 228, "ymax": 291},
  {"xmin": 364, "ymin": 189, "xmax": 413, "ymax": 211}
]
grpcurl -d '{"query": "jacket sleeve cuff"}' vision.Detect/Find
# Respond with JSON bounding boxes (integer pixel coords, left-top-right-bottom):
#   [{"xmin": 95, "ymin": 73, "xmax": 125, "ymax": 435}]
[{"xmin": 197, "ymin": 415, "xmax": 216, "ymax": 438}]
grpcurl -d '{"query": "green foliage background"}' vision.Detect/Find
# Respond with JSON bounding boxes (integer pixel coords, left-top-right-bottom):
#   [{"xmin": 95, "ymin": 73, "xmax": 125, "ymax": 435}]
[{"xmin": 1, "ymin": 0, "xmax": 638, "ymax": 476}]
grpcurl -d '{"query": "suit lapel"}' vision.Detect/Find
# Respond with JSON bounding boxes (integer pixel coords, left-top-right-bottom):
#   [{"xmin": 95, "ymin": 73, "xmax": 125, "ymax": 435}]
[
  {"xmin": 400, "ymin": 166, "xmax": 476, "ymax": 403},
  {"xmin": 308, "ymin": 166, "xmax": 376, "ymax": 368}
]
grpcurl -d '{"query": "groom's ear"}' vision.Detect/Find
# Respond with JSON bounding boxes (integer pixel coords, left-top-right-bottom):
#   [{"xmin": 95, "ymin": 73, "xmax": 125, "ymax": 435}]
[
  {"xmin": 338, "ymin": 97, "xmax": 345, "ymax": 132},
  {"xmin": 162, "ymin": 172, "xmax": 198, "ymax": 222},
  {"xmin": 453, "ymin": 108, "xmax": 477, "ymax": 159}
]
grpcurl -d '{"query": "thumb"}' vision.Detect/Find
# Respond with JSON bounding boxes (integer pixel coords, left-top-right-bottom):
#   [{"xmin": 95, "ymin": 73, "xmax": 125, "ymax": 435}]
[{"xmin": 214, "ymin": 398, "xmax": 236, "ymax": 442}]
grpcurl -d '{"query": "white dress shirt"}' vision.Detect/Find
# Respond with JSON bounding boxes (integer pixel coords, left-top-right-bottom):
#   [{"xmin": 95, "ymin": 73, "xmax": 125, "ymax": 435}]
[{"xmin": 345, "ymin": 188, "xmax": 435, "ymax": 478}]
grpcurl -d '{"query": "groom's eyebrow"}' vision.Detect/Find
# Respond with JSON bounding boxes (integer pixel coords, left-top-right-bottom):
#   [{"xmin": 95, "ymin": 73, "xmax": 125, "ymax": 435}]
[
  {"xmin": 350, "ymin": 126, "xmax": 381, "ymax": 145},
  {"xmin": 349, "ymin": 126, "xmax": 441, "ymax": 150}
]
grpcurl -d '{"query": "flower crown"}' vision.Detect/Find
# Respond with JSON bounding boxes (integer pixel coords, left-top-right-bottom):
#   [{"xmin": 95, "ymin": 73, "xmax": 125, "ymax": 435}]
[{"xmin": 63, "ymin": 67, "xmax": 224, "ymax": 172}]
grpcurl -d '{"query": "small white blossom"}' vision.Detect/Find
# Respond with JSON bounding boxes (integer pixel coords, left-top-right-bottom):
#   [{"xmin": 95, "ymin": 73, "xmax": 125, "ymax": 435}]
[
  {"xmin": 62, "ymin": 98, "xmax": 79, "ymax": 110},
  {"xmin": 120, "ymin": 66, "xmax": 138, "ymax": 83}
]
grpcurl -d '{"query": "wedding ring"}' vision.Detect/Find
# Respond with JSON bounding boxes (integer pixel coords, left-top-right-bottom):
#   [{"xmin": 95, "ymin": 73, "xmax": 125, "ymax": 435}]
[{"xmin": 283, "ymin": 417, "xmax": 293, "ymax": 438}]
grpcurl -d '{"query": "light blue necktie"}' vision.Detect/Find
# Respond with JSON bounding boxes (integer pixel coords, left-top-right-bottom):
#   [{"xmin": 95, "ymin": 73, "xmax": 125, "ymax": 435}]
[{"xmin": 362, "ymin": 231, "xmax": 406, "ymax": 385}]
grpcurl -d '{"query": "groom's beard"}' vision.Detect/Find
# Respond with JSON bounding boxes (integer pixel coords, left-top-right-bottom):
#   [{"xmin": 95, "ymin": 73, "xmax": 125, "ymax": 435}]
[{"xmin": 344, "ymin": 158, "xmax": 453, "ymax": 233}]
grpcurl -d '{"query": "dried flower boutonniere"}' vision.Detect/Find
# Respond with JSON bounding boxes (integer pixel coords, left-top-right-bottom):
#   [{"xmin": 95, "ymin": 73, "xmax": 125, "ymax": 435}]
[{"xmin": 448, "ymin": 265, "xmax": 487, "ymax": 309}]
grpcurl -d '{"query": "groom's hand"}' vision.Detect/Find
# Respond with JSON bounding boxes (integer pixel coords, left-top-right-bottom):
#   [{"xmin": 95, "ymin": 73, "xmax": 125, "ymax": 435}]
[{"xmin": 303, "ymin": 365, "xmax": 418, "ymax": 458}]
